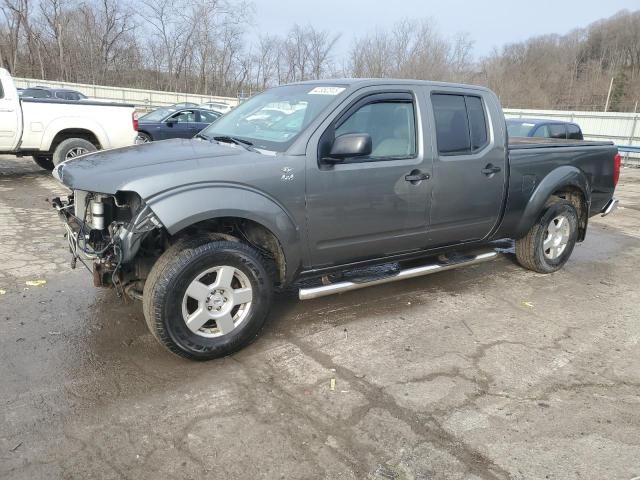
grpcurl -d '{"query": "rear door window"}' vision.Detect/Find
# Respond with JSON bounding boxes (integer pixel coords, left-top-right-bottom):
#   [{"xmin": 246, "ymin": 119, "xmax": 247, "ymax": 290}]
[
  {"xmin": 199, "ymin": 110, "xmax": 220, "ymax": 123},
  {"xmin": 532, "ymin": 125, "xmax": 550, "ymax": 138},
  {"xmin": 432, "ymin": 94, "xmax": 470, "ymax": 155},
  {"xmin": 549, "ymin": 124, "xmax": 567, "ymax": 139},
  {"xmin": 431, "ymin": 93, "xmax": 489, "ymax": 155}
]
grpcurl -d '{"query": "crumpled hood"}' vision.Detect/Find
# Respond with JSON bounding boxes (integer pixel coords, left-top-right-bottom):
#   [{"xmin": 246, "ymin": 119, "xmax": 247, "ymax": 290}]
[{"xmin": 54, "ymin": 138, "xmax": 247, "ymax": 196}]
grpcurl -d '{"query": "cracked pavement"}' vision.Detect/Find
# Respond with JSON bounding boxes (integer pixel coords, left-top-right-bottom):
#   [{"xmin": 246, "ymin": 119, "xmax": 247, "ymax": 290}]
[{"xmin": 1, "ymin": 155, "xmax": 639, "ymax": 479}]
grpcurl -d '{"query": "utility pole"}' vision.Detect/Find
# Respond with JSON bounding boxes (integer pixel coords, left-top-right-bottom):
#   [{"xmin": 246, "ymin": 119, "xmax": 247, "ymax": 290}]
[{"xmin": 604, "ymin": 77, "xmax": 615, "ymax": 112}]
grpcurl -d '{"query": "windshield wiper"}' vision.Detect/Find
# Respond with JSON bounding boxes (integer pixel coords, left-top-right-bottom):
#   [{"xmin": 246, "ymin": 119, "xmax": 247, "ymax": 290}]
[
  {"xmin": 195, "ymin": 133, "xmax": 210, "ymax": 141},
  {"xmin": 213, "ymin": 135, "xmax": 260, "ymax": 153}
]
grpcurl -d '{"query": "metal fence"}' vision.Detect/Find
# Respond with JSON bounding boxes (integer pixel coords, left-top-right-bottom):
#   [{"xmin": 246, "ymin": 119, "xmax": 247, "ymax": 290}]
[
  {"xmin": 13, "ymin": 77, "xmax": 238, "ymax": 111},
  {"xmin": 504, "ymin": 108, "xmax": 640, "ymax": 166}
]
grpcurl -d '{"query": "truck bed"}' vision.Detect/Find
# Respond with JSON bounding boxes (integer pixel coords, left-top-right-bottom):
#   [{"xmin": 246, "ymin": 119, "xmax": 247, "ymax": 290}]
[{"xmin": 497, "ymin": 137, "xmax": 618, "ymax": 241}]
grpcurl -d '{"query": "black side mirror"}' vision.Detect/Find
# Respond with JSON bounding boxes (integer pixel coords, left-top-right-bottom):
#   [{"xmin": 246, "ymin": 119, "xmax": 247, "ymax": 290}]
[
  {"xmin": 166, "ymin": 118, "xmax": 177, "ymax": 127},
  {"xmin": 324, "ymin": 133, "xmax": 372, "ymax": 164}
]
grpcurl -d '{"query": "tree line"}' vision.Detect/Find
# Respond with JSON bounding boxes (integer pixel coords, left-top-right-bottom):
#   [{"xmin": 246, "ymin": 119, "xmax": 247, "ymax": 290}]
[{"xmin": 1, "ymin": 1, "xmax": 639, "ymax": 111}]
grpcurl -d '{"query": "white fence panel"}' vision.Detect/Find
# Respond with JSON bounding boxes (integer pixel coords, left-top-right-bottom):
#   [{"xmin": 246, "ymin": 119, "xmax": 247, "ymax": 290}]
[
  {"xmin": 14, "ymin": 77, "xmax": 238, "ymax": 111},
  {"xmin": 504, "ymin": 108, "xmax": 640, "ymax": 165}
]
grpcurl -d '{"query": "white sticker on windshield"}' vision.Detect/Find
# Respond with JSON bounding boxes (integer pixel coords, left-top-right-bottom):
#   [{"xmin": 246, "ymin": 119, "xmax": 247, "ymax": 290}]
[{"xmin": 308, "ymin": 86, "xmax": 345, "ymax": 96}]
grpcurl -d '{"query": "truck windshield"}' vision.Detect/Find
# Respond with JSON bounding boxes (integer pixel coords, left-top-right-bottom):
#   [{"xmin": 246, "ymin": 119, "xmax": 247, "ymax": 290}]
[
  {"xmin": 199, "ymin": 84, "xmax": 347, "ymax": 152},
  {"xmin": 506, "ymin": 121, "xmax": 536, "ymax": 137}
]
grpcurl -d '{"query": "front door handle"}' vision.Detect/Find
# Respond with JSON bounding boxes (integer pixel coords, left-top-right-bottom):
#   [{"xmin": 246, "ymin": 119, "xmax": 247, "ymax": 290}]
[
  {"xmin": 482, "ymin": 164, "xmax": 501, "ymax": 176},
  {"xmin": 405, "ymin": 170, "xmax": 430, "ymax": 184}
]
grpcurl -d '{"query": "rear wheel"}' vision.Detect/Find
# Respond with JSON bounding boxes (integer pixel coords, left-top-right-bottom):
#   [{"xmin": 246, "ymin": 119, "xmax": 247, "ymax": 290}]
[
  {"xmin": 136, "ymin": 132, "xmax": 152, "ymax": 144},
  {"xmin": 33, "ymin": 155, "xmax": 54, "ymax": 171},
  {"xmin": 515, "ymin": 200, "xmax": 579, "ymax": 273},
  {"xmin": 52, "ymin": 138, "xmax": 97, "ymax": 167},
  {"xmin": 143, "ymin": 240, "xmax": 274, "ymax": 360}
]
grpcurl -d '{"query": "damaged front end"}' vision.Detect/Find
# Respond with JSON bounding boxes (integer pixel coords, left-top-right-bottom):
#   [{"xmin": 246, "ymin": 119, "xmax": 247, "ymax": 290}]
[{"xmin": 52, "ymin": 190, "xmax": 166, "ymax": 298}]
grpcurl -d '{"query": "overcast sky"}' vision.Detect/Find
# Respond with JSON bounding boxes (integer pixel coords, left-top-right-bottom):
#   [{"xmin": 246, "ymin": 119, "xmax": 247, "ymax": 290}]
[{"xmin": 251, "ymin": 0, "xmax": 638, "ymax": 59}]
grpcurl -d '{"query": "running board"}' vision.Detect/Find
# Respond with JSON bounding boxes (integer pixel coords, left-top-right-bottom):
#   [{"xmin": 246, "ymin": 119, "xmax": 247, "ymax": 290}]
[{"xmin": 298, "ymin": 251, "xmax": 499, "ymax": 301}]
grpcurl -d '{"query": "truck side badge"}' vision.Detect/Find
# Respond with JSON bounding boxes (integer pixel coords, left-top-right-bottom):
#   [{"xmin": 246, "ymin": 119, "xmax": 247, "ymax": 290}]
[{"xmin": 281, "ymin": 167, "xmax": 294, "ymax": 181}]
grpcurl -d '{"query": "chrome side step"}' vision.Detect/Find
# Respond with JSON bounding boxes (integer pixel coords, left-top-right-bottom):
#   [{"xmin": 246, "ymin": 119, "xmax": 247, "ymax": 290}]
[{"xmin": 299, "ymin": 251, "xmax": 499, "ymax": 301}]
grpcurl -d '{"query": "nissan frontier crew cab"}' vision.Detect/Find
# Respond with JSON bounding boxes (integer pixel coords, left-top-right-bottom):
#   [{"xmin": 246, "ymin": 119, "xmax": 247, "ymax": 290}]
[
  {"xmin": 0, "ymin": 68, "xmax": 138, "ymax": 170},
  {"xmin": 50, "ymin": 79, "xmax": 620, "ymax": 360}
]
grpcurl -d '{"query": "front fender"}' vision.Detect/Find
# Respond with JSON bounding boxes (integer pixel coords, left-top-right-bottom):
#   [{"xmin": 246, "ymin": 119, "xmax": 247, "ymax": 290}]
[
  {"xmin": 147, "ymin": 183, "xmax": 302, "ymax": 281},
  {"xmin": 515, "ymin": 165, "xmax": 590, "ymax": 238}
]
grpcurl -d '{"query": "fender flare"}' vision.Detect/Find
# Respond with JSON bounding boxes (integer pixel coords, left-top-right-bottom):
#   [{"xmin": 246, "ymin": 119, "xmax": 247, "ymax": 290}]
[
  {"xmin": 40, "ymin": 117, "xmax": 109, "ymax": 151},
  {"xmin": 515, "ymin": 165, "xmax": 590, "ymax": 239},
  {"xmin": 146, "ymin": 183, "xmax": 302, "ymax": 283}
]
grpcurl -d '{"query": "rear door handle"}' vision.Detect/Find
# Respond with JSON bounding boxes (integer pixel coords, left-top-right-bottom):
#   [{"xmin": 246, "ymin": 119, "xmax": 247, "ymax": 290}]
[
  {"xmin": 482, "ymin": 164, "xmax": 501, "ymax": 176},
  {"xmin": 405, "ymin": 170, "xmax": 430, "ymax": 183}
]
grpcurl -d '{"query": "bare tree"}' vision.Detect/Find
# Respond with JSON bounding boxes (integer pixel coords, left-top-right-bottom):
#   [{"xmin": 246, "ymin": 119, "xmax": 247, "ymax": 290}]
[
  {"xmin": 40, "ymin": 0, "xmax": 71, "ymax": 79},
  {"xmin": 2, "ymin": 3, "xmax": 638, "ymax": 110}
]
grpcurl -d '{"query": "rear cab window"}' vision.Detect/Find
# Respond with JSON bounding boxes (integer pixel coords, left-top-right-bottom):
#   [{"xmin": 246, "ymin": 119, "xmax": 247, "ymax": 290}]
[
  {"xmin": 567, "ymin": 124, "xmax": 582, "ymax": 140},
  {"xmin": 431, "ymin": 93, "xmax": 489, "ymax": 155}
]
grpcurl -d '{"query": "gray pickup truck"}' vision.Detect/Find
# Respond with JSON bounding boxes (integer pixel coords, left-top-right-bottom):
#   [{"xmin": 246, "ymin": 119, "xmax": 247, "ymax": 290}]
[{"xmin": 51, "ymin": 79, "xmax": 620, "ymax": 360}]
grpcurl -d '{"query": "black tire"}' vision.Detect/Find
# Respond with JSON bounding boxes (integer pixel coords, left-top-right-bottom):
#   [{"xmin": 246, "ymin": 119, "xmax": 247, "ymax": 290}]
[
  {"xmin": 52, "ymin": 138, "xmax": 97, "ymax": 167},
  {"xmin": 136, "ymin": 132, "xmax": 152, "ymax": 144},
  {"xmin": 33, "ymin": 155, "xmax": 54, "ymax": 171},
  {"xmin": 143, "ymin": 240, "xmax": 274, "ymax": 361},
  {"xmin": 515, "ymin": 200, "xmax": 579, "ymax": 274}
]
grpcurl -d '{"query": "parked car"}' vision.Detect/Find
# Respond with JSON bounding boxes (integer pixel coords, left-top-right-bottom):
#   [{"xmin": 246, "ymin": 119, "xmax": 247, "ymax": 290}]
[
  {"xmin": 51, "ymin": 79, "xmax": 620, "ymax": 360},
  {"xmin": 20, "ymin": 86, "xmax": 88, "ymax": 101},
  {"xmin": 200, "ymin": 101, "xmax": 233, "ymax": 114},
  {"xmin": 136, "ymin": 107, "xmax": 221, "ymax": 143},
  {"xmin": 0, "ymin": 68, "xmax": 138, "ymax": 170},
  {"xmin": 506, "ymin": 118, "xmax": 584, "ymax": 140}
]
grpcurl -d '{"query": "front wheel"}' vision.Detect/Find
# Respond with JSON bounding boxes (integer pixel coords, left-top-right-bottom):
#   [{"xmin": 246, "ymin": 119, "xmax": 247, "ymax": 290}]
[
  {"xmin": 515, "ymin": 200, "xmax": 579, "ymax": 274},
  {"xmin": 143, "ymin": 240, "xmax": 274, "ymax": 360}
]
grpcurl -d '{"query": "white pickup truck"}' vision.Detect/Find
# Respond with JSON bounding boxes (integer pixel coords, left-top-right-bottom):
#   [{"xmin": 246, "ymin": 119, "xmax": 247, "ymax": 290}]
[{"xmin": 0, "ymin": 68, "xmax": 138, "ymax": 170}]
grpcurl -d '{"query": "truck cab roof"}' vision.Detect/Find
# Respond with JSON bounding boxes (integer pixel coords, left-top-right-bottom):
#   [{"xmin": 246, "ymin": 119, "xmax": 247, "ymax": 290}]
[{"xmin": 287, "ymin": 78, "xmax": 494, "ymax": 93}]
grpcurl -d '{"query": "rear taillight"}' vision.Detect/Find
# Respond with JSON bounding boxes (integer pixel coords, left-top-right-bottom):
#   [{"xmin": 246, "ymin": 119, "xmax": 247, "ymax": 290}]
[
  {"xmin": 613, "ymin": 152, "xmax": 621, "ymax": 187},
  {"xmin": 132, "ymin": 112, "xmax": 139, "ymax": 131}
]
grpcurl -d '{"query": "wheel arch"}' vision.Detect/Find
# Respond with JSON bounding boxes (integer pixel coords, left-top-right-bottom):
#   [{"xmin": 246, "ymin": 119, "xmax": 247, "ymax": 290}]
[
  {"xmin": 137, "ymin": 129, "xmax": 152, "ymax": 141},
  {"xmin": 515, "ymin": 166, "xmax": 590, "ymax": 240},
  {"xmin": 49, "ymin": 129, "xmax": 102, "ymax": 154},
  {"xmin": 147, "ymin": 185, "xmax": 303, "ymax": 285}
]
